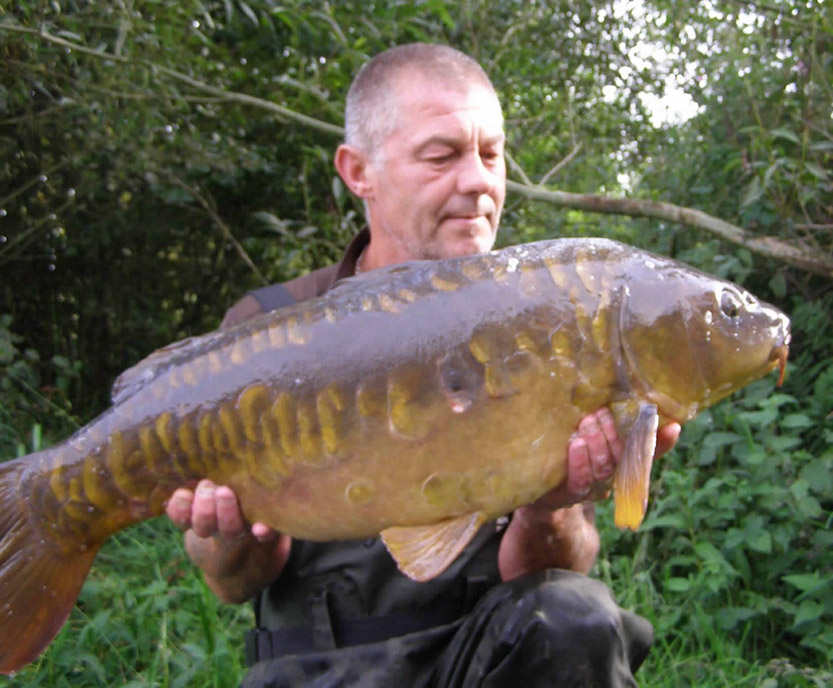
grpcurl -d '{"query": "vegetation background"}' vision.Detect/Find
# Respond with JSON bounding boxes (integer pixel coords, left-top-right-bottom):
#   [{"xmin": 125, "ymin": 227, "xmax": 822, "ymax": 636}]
[{"xmin": 1, "ymin": 1, "xmax": 831, "ymax": 685}]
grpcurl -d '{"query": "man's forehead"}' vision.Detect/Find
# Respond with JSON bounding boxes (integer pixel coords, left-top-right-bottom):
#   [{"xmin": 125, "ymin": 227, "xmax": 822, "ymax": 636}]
[{"xmin": 392, "ymin": 77, "xmax": 504, "ymax": 139}]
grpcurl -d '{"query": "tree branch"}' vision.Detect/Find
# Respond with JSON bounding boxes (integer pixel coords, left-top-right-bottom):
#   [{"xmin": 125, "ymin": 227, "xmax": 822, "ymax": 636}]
[
  {"xmin": 538, "ymin": 143, "xmax": 582, "ymax": 187},
  {"xmin": 506, "ymin": 180, "xmax": 833, "ymax": 278},
  {"xmin": 0, "ymin": 23, "xmax": 345, "ymax": 136},
  {"xmin": 3, "ymin": 21, "xmax": 830, "ymax": 278}
]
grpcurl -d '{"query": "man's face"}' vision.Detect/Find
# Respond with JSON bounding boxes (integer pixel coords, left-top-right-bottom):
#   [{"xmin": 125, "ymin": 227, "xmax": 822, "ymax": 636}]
[{"xmin": 364, "ymin": 75, "xmax": 506, "ymax": 262}]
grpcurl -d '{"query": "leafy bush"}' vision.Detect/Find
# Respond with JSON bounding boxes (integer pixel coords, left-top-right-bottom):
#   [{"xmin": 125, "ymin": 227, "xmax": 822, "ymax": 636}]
[
  {"xmin": 0, "ymin": 314, "xmax": 79, "ymax": 457},
  {"xmin": 600, "ymin": 303, "xmax": 833, "ymax": 676}
]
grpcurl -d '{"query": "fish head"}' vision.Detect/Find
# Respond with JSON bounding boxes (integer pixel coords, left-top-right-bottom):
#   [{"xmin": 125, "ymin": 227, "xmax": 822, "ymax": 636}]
[{"xmin": 619, "ymin": 261, "xmax": 790, "ymax": 421}]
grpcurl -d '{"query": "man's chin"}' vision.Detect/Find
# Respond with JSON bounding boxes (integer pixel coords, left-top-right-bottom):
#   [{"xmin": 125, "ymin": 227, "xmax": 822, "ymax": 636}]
[{"xmin": 438, "ymin": 224, "xmax": 496, "ymax": 258}]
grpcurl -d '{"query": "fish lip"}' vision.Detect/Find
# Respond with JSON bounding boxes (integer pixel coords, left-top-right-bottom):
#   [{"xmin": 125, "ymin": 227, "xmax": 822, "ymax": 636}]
[
  {"xmin": 772, "ymin": 317, "xmax": 791, "ymax": 387},
  {"xmin": 774, "ymin": 345, "xmax": 789, "ymax": 387}
]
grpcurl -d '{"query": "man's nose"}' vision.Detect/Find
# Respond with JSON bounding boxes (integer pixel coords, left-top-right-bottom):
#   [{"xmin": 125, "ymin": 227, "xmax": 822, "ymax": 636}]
[{"xmin": 456, "ymin": 151, "xmax": 496, "ymax": 196}]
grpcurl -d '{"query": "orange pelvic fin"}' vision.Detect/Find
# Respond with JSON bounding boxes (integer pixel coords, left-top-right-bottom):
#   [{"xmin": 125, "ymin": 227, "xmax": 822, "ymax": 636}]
[
  {"xmin": 613, "ymin": 402, "xmax": 658, "ymax": 530},
  {"xmin": 0, "ymin": 457, "xmax": 99, "ymax": 675}
]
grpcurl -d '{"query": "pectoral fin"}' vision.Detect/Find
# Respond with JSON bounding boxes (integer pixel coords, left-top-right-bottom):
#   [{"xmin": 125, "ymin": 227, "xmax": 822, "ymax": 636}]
[
  {"xmin": 613, "ymin": 403, "xmax": 658, "ymax": 530},
  {"xmin": 381, "ymin": 512, "xmax": 486, "ymax": 582}
]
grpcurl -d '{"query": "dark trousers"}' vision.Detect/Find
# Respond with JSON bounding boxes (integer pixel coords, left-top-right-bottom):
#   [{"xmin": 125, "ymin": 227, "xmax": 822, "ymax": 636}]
[{"xmin": 241, "ymin": 570, "xmax": 653, "ymax": 688}]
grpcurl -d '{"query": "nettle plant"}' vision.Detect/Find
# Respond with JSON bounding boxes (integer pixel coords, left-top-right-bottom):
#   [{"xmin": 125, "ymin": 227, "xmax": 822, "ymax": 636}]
[{"xmin": 602, "ymin": 324, "xmax": 833, "ymax": 666}]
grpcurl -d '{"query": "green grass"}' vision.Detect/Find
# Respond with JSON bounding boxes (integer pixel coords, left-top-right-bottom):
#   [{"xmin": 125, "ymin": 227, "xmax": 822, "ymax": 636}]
[
  {"xmin": 0, "ymin": 520, "xmax": 253, "ymax": 688},
  {"xmin": 1, "ymin": 514, "xmax": 830, "ymax": 687}
]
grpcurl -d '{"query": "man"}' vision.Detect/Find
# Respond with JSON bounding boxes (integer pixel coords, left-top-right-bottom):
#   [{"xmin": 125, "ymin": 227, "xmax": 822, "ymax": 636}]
[{"xmin": 166, "ymin": 44, "xmax": 680, "ymax": 686}]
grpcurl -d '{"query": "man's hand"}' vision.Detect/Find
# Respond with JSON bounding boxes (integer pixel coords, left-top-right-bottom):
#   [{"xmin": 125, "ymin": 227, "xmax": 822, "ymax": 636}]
[
  {"xmin": 498, "ymin": 408, "xmax": 681, "ymax": 581},
  {"xmin": 166, "ymin": 479, "xmax": 290, "ymax": 603}
]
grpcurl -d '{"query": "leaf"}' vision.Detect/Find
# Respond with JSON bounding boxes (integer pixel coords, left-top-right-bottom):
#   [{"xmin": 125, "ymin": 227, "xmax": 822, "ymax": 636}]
[
  {"xmin": 770, "ymin": 127, "xmax": 800, "ymax": 144},
  {"xmin": 747, "ymin": 530, "xmax": 772, "ymax": 554},
  {"xmin": 805, "ymin": 162, "xmax": 829, "ymax": 180},
  {"xmin": 667, "ymin": 577, "xmax": 692, "ymax": 592},
  {"xmin": 768, "ymin": 273, "xmax": 787, "ymax": 299},
  {"xmin": 797, "ymin": 496, "xmax": 823, "ymax": 519},
  {"xmin": 715, "ymin": 606, "xmax": 758, "ymax": 630},
  {"xmin": 767, "ymin": 435, "xmax": 802, "ymax": 452},
  {"xmin": 56, "ymin": 30, "xmax": 85, "ymax": 42},
  {"xmin": 331, "ymin": 175, "xmax": 344, "ymax": 204},
  {"xmin": 782, "ymin": 573, "xmax": 825, "ymax": 593},
  {"xmin": 790, "ymin": 479, "xmax": 810, "ymax": 500},
  {"xmin": 793, "ymin": 599, "xmax": 825, "ymax": 627},
  {"xmin": 694, "ymin": 541, "xmax": 729, "ymax": 568},
  {"xmin": 781, "ymin": 412, "xmax": 812, "ymax": 429},
  {"xmin": 641, "ymin": 512, "xmax": 688, "ymax": 530},
  {"xmin": 740, "ymin": 177, "xmax": 764, "ymax": 209},
  {"xmin": 703, "ymin": 431, "xmax": 743, "ymax": 448},
  {"xmin": 237, "ymin": 1, "xmax": 259, "ymax": 26},
  {"xmin": 252, "ymin": 211, "xmax": 289, "ymax": 235},
  {"xmin": 800, "ymin": 459, "xmax": 833, "ymax": 496}
]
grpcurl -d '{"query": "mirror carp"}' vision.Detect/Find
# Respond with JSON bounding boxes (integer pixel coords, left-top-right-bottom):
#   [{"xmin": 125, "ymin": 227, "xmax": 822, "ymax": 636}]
[{"xmin": 0, "ymin": 238, "xmax": 789, "ymax": 673}]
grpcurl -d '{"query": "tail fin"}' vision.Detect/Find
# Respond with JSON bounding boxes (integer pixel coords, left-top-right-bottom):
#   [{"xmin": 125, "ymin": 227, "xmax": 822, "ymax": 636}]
[{"xmin": 0, "ymin": 458, "xmax": 99, "ymax": 675}]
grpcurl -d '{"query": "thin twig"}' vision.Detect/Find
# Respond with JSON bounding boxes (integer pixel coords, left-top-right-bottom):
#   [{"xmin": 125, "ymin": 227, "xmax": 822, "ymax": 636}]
[
  {"xmin": 0, "ymin": 160, "xmax": 70, "ymax": 208},
  {"xmin": 0, "ymin": 198, "xmax": 75, "ymax": 266},
  {"xmin": 504, "ymin": 150, "xmax": 533, "ymax": 186},
  {"xmin": 538, "ymin": 143, "xmax": 583, "ymax": 187},
  {"xmin": 0, "ymin": 24, "xmax": 345, "ymax": 136},
  {"xmin": 165, "ymin": 175, "xmax": 269, "ymax": 286}
]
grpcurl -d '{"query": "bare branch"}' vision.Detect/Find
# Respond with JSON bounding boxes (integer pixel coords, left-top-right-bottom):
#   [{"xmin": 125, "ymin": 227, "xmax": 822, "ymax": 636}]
[
  {"xmin": 538, "ymin": 144, "xmax": 583, "ymax": 187},
  {"xmin": 795, "ymin": 223, "xmax": 833, "ymax": 231},
  {"xmin": 506, "ymin": 180, "xmax": 833, "ymax": 278},
  {"xmin": 504, "ymin": 151, "xmax": 533, "ymax": 187},
  {"xmin": 0, "ymin": 24, "xmax": 345, "ymax": 137}
]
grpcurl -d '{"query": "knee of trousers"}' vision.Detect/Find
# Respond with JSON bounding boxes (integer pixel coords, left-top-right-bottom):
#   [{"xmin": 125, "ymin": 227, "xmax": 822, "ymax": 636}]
[{"xmin": 489, "ymin": 569, "xmax": 653, "ymax": 666}]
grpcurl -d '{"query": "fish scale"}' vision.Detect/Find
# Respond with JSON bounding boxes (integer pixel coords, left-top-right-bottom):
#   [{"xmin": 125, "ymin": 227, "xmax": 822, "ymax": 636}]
[{"xmin": 0, "ymin": 238, "xmax": 789, "ymax": 675}]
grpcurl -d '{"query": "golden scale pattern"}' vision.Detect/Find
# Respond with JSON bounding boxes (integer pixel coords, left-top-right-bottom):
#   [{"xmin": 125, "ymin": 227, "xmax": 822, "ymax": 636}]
[{"xmin": 30, "ymin": 246, "xmax": 621, "ymax": 550}]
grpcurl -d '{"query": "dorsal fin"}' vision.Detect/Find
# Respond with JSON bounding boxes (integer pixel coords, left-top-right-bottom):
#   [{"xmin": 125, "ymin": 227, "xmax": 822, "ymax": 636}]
[{"xmin": 110, "ymin": 335, "xmax": 205, "ymax": 404}]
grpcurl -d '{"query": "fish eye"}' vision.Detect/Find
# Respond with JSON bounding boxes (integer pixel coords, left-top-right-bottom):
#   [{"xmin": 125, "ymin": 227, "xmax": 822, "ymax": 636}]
[{"xmin": 720, "ymin": 291, "xmax": 742, "ymax": 319}]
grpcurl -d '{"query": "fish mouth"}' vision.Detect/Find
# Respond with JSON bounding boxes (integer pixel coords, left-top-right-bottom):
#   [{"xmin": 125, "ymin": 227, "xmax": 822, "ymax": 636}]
[{"xmin": 774, "ymin": 345, "xmax": 789, "ymax": 387}]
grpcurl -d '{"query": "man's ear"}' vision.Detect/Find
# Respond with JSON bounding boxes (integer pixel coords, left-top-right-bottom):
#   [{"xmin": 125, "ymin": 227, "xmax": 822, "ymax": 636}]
[{"xmin": 335, "ymin": 144, "xmax": 374, "ymax": 199}]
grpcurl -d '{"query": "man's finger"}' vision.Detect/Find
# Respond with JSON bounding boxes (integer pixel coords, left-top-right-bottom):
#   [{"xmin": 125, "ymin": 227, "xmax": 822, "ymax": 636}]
[
  {"xmin": 190, "ymin": 479, "xmax": 219, "ymax": 538},
  {"xmin": 577, "ymin": 413, "xmax": 615, "ymax": 482},
  {"xmin": 595, "ymin": 408, "xmax": 624, "ymax": 462},
  {"xmin": 251, "ymin": 522, "xmax": 279, "ymax": 543},
  {"xmin": 565, "ymin": 436, "xmax": 593, "ymax": 498},
  {"xmin": 215, "ymin": 485, "xmax": 246, "ymax": 538},
  {"xmin": 656, "ymin": 422, "xmax": 681, "ymax": 459},
  {"xmin": 166, "ymin": 488, "xmax": 194, "ymax": 530}
]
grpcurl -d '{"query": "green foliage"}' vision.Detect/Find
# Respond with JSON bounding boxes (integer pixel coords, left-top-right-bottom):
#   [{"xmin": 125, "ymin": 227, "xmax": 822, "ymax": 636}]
[
  {"xmin": 0, "ymin": 314, "xmax": 79, "ymax": 457},
  {"xmin": 1, "ymin": 0, "xmax": 832, "ymax": 685},
  {"xmin": 600, "ymin": 354, "xmax": 833, "ymax": 674}
]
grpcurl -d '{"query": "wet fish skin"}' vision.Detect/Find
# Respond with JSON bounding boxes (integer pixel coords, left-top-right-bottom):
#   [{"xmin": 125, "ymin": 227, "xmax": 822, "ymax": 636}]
[{"xmin": 0, "ymin": 238, "xmax": 790, "ymax": 674}]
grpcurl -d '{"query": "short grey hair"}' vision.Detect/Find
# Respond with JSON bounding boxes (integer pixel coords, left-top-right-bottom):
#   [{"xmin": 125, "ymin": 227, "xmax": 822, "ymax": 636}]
[{"xmin": 344, "ymin": 43, "xmax": 499, "ymax": 161}]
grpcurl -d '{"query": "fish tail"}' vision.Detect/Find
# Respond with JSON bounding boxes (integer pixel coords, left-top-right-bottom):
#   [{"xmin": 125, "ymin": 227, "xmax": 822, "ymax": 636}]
[{"xmin": 0, "ymin": 457, "xmax": 99, "ymax": 675}]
